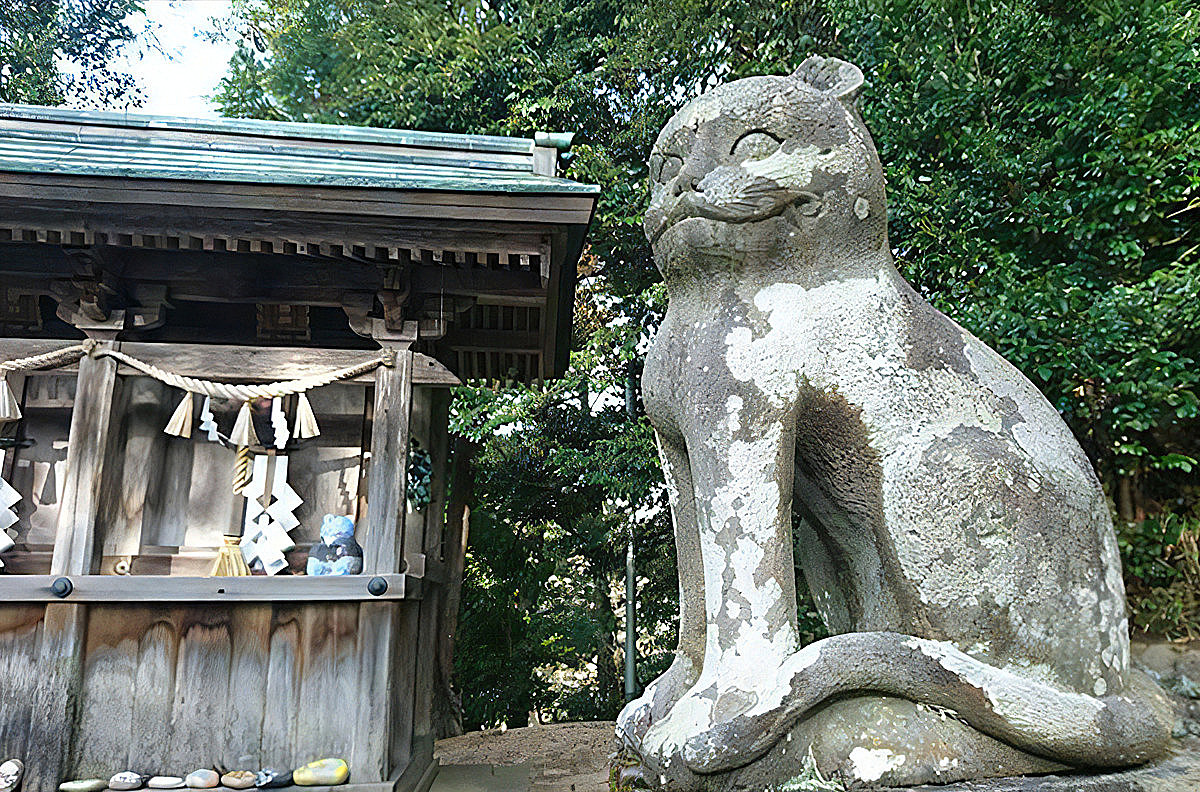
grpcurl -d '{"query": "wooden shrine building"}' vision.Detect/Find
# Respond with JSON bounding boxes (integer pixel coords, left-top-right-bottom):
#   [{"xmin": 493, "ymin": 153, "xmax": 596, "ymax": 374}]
[{"xmin": 0, "ymin": 104, "xmax": 597, "ymax": 791}]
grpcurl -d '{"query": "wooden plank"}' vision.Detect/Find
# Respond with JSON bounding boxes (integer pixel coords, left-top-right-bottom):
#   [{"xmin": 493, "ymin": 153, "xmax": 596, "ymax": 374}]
[
  {"xmin": 0, "ymin": 573, "xmax": 411, "ymax": 602},
  {"xmin": 167, "ymin": 620, "xmax": 233, "ymax": 770},
  {"xmin": 183, "ymin": 439, "xmax": 240, "ymax": 548},
  {"xmin": 412, "ymin": 390, "xmax": 450, "ymax": 746},
  {"xmin": 144, "ymin": 427, "xmax": 196, "ymax": 547},
  {"xmin": 0, "ymin": 339, "xmax": 461, "ymax": 387},
  {"xmin": 0, "ymin": 180, "xmax": 597, "ymax": 225},
  {"xmin": 261, "ymin": 613, "xmax": 301, "ymax": 770},
  {"xmin": 0, "ymin": 216, "xmax": 554, "ymax": 266},
  {"xmin": 360, "ymin": 349, "xmax": 414, "ymax": 575},
  {"xmin": 224, "ymin": 605, "xmax": 272, "ymax": 770},
  {"xmin": 103, "ymin": 377, "xmax": 171, "ymax": 558},
  {"xmin": 0, "ymin": 607, "xmax": 44, "ymax": 764},
  {"xmin": 128, "ymin": 620, "xmax": 179, "ymax": 771},
  {"xmin": 73, "ymin": 630, "xmax": 137, "ymax": 777},
  {"xmin": 351, "ymin": 344, "xmax": 414, "ymax": 782},
  {"xmin": 0, "ymin": 174, "xmax": 597, "ymax": 213},
  {"xmin": 50, "ymin": 340, "xmax": 121, "ymax": 576}
]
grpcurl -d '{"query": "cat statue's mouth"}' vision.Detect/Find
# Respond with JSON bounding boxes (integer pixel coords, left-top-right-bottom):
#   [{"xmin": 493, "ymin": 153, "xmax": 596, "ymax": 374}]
[{"xmin": 648, "ymin": 183, "xmax": 821, "ymax": 244}]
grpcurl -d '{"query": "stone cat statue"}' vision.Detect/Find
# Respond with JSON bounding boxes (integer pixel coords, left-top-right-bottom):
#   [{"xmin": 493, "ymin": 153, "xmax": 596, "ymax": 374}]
[{"xmin": 617, "ymin": 56, "xmax": 1172, "ymax": 789}]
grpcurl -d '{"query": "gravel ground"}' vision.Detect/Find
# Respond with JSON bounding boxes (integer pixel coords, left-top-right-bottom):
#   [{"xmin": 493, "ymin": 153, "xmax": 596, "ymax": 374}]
[{"xmin": 433, "ymin": 721, "xmax": 614, "ymax": 792}]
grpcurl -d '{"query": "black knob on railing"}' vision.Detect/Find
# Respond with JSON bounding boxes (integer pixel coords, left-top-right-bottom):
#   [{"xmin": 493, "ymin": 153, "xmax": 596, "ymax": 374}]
[
  {"xmin": 367, "ymin": 576, "xmax": 388, "ymax": 597},
  {"xmin": 50, "ymin": 577, "xmax": 73, "ymax": 599}
]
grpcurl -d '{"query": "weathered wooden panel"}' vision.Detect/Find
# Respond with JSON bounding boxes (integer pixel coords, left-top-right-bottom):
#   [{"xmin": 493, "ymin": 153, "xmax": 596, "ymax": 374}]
[
  {"xmin": 128, "ymin": 622, "xmax": 179, "ymax": 770},
  {"xmin": 0, "ymin": 603, "xmax": 416, "ymax": 781},
  {"xmin": 167, "ymin": 620, "xmax": 234, "ymax": 769},
  {"xmin": 224, "ymin": 606, "xmax": 271, "ymax": 770},
  {"xmin": 0, "ymin": 606, "xmax": 44, "ymax": 762},
  {"xmin": 74, "ymin": 631, "xmax": 138, "ymax": 777}
]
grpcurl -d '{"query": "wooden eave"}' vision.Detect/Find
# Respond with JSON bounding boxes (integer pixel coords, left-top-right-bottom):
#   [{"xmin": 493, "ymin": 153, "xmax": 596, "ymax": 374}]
[{"xmin": 0, "ymin": 104, "xmax": 599, "ymax": 382}]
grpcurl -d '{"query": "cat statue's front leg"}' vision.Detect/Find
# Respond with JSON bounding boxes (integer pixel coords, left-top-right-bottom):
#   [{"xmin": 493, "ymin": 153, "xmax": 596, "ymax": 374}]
[
  {"xmin": 635, "ymin": 373, "xmax": 806, "ymax": 779},
  {"xmin": 616, "ymin": 428, "xmax": 707, "ymax": 750}
]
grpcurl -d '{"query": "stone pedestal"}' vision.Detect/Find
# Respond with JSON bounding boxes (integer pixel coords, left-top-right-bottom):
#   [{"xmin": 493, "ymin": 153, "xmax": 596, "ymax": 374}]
[{"xmin": 884, "ymin": 739, "xmax": 1200, "ymax": 792}]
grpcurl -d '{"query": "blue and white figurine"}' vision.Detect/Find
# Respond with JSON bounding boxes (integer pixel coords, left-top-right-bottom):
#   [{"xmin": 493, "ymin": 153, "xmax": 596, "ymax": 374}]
[{"xmin": 306, "ymin": 514, "xmax": 364, "ymax": 576}]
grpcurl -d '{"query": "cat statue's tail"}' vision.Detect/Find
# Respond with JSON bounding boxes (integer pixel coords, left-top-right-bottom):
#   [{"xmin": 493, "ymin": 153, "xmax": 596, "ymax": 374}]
[{"xmin": 679, "ymin": 631, "xmax": 1173, "ymax": 774}]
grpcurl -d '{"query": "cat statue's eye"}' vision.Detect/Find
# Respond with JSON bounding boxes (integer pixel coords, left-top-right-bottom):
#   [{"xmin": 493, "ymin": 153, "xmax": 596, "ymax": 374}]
[
  {"xmin": 731, "ymin": 130, "xmax": 782, "ymax": 161},
  {"xmin": 653, "ymin": 153, "xmax": 683, "ymax": 183}
]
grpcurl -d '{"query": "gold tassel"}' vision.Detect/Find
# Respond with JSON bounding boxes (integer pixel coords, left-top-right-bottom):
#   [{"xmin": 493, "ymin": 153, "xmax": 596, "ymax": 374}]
[
  {"xmin": 0, "ymin": 378, "xmax": 21, "ymax": 423},
  {"xmin": 210, "ymin": 535, "xmax": 251, "ymax": 576},
  {"xmin": 293, "ymin": 392, "xmax": 320, "ymax": 439},
  {"xmin": 230, "ymin": 401, "xmax": 259, "ymax": 447},
  {"xmin": 163, "ymin": 392, "xmax": 194, "ymax": 438},
  {"xmin": 232, "ymin": 446, "xmax": 253, "ymax": 494}
]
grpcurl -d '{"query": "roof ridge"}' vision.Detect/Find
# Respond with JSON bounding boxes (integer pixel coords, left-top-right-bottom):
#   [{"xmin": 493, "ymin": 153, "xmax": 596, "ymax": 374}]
[{"xmin": 0, "ymin": 102, "xmax": 541, "ymax": 156}]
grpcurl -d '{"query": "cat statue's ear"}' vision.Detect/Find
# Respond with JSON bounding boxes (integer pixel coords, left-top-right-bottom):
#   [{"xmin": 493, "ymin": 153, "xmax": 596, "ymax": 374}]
[{"xmin": 792, "ymin": 56, "xmax": 864, "ymax": 105}]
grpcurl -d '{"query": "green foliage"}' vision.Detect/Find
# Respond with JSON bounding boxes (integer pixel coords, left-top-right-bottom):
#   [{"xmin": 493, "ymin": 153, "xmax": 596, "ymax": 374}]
[
  {"xmin": 1119, "ymin": 512, "xmax": 1200, "ymax": 638},
  {"xmin": 451, "ymin": 365, "xmax": 674, "ymax": 727},
  {"xmin": 0, "ymin": 0, "xmax": 147, "ymax": 106},
  {"xmin": 831, "ymin": 0, "xmax": 1200, "ymax": 515},
  {"xmin": 407, "ymin": 439, "xmax": 434, "ymax": 510}
]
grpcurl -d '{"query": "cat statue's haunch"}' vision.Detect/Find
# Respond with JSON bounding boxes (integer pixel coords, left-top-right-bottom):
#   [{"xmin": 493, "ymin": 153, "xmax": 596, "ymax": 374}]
[{"xmin": 618, "ymin": 56, "xmax": 1172, "ymax": 790}]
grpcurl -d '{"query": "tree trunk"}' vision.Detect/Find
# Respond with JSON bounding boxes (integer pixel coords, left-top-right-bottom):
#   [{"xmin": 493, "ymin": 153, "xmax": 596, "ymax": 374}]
[{"xmin": 432, "ymin": 435, "xmax": 478, "ymax": 739}]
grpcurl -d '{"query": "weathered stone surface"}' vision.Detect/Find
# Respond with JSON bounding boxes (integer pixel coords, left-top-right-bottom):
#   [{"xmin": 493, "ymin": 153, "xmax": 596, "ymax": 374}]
[
  {"xmin": 58, "ymin": 780, "xmax": 108, "ymax": 792},
  {"xmin": 292, "ymin": 758, "xmax": 349, "ymax": 786},
  {"xmin": 219, "ymin": 771, "xmax": 256, "ymax": 789},
  {"xmin": 884, "ymin": 739, "xmax": 1200, "ymax": 791},
  {"xmin": 183, "ymin": 769, "xmax": 218, "ymax": 789},
  {"xmin": 616, "ymin": 53, "xmax": 1174, "ymax": 790},
  {"xmin": 146, "ymin": 777, "xmax": 185, "ymax": 789}
]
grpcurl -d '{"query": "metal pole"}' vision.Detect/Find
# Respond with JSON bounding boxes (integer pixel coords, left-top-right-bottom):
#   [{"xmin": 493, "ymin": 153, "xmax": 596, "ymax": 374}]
[
  {"xmin": 625, "ymin": 536, "xmax": 637, "ymax": 702},
  {"xmin": 624, "ymin": 367, "xmax": 638, "ymax": 702}
]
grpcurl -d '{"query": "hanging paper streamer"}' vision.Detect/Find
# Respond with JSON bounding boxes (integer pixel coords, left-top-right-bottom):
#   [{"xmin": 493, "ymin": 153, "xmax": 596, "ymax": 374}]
[
  {"xmin": 293, "ymin": 392, "xmax": 320, "ymax": 439},
  {"xmin": 270, "ymin": 397, "xmax": 290, "ymax": 450},
  {"xmin": 164, "ymin": 393, "xmax": 194, "ymax": 438},
  {"xmin": 230, "ymin": 401, "xmax": 259, "ymax": 447},
  {"xmin": 0, "ymin": 477, "xmax": 19, "ymax": 569},
  {"xmin": 0, "ymin": 378, "xmax": 21, "ymax": 423},
  {"xmin": 239, "ymin": 454, "xmax": 302, "ymax": 575},
  {"xmin": 199, "ymin": 396, "xmax": 219, "ymax": 442}
]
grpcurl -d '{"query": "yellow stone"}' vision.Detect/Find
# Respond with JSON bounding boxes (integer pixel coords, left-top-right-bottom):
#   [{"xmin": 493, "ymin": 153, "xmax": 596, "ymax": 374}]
[{"xmin": 292, "ymin": 758, "xmax": 349, "ymax": 786}]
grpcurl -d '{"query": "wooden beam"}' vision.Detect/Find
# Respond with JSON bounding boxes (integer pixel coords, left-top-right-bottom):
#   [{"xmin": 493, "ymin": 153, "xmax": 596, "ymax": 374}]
[
  {"xmin": 0, "ymin": 339, "xmax": 462, "ymax": 386},
  {"xmin": 0, "ymin": 176, "xmax": 597, "ymax": 225},
  {"xmin": 0, "ymin": 573, "xmax": 412, "ymax": 602},
  {"xmin": 360, "ymin": 347, "xmax": 415, "ymax": 575},
  {"xmin": 25, "ymin": 323, "xmax": 122, "ymax": 790},
  {"xmin": 353, "ymin": 340, "xmax": 415, "ymax": 781},
  {"xmin": 443, "ymin": 328, "xmax": 541, "ymax": 352}
]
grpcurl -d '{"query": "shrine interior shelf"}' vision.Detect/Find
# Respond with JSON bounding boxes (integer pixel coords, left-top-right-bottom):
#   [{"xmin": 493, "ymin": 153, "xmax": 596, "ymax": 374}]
[{"xmin": 0, "ymin": 572, "xmax": 416, "ymax": 602}]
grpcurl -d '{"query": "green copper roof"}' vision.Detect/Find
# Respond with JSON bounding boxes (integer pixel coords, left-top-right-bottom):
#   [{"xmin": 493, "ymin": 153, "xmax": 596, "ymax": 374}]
[{"xmin": 0, "ymin": 103, "xmax": 598, "ymax": 194}]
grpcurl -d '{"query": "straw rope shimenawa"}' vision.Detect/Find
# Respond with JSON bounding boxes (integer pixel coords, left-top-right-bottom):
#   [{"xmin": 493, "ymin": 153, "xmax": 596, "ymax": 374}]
[{"xmin": 0, "ymin": 339, "xmax": 394, "ymax": 407}]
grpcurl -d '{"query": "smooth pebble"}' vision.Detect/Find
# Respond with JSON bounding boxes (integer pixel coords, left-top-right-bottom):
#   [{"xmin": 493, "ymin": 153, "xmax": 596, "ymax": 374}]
[
  {"xmin": 220, "ymin": 771, "xmax": 256, "ymax": 789},
  {"xmin": 0, "ymin": 760, "xmax": 23, "ymax": 792},
  {"xmin": 184, "ymin": 769, "xmax": 219, "ymax": 789},
  {"xmin": 292, "ymin": 758, "xmax": 349, "ymax": 786},
  {"xmin": 254, "ymin": 769, "xmax": 292, "ymax": 789},
  {"xmin": 109, "ymin": 771, "xmax": 148, "ymax": 790},
  {"xmin": 147, "ymin": 777, "xmax": 185, "ymax": 789},
  {"xmin": 59, "ymin": 780, "xmax": 108, "ymax": 792}
]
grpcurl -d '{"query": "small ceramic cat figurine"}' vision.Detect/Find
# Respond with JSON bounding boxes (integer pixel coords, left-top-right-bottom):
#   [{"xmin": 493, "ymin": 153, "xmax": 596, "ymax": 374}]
[
  {"xmin": 307, "ymin": 514, "xmax": 364, "ymax": 576},
  {"xmin": 618, "ymin": 56, "xmax": 1172, "ymax": 789}
]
